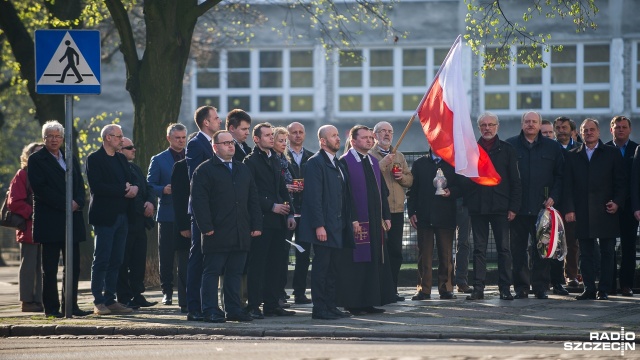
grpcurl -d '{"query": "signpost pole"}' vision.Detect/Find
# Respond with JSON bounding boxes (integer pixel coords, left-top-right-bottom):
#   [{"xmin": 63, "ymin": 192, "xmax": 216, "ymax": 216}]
[{"xmin": 64, "ymin": 94, "xmax": 74, "ymax": 319}]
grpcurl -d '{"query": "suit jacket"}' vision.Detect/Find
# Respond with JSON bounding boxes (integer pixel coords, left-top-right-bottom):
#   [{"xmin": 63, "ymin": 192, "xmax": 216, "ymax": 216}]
[
  {"xmin": 86, "ymin": 146, "xmax": 135, "ymax": 226},
  {"xmin": 605, "ymin": 139, "xmax": 639, "ymax": 216},
  {"xmin": 191, "ymin": 156, "xmax": 262, "ymax": 254},
  {"xmin": 233, "ymin": 141, "xmax": 252, "ymax": 163},
  {"xmin": 286, "ymin": 147, "xmax": 313, "ymax": 213},
  {"xmin": 243, "ymin": 146, "xmax": 292, "ymax": 229},
  {"xmin": 28, "ymin": 148, "xmax": 86, "ymax": 244},
  {"xmin": 298, "ymin": 150, "xmax": 355, "ymax": 248},
  {"xmin": 186, "ymin": 132, "xmax": 214, "ymax": 179},
  {"xmin": 632, "ymin": 146, "xmax": 640, "ymax": 213},
  {"xmin": 147, "ymin": 149, "xmax": 178, "ymax": 222},
  {"xmin": 563, "ymin": 140, "xmax": 627, "ymax": 239},
  {"xmin": 128, "ymin": 162, "xmax": 156, "ymax": 229},
  {"xmin": 171, "ymin": 159, "xmax": 191, "ymax": 235}
]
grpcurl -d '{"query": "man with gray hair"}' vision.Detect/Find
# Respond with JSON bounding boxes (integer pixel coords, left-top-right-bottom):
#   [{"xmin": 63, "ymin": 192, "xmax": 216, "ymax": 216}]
[
  {"xmin": 369, "ymin": 121, "xmax": 412, "ymax": 301},
  {"xmin": 86, "ymin": 124, "xmax": 138, "ymax": 315}
]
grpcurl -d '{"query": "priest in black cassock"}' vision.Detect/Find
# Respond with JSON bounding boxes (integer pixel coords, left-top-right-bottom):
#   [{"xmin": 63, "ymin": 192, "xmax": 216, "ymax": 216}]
[{"xmin": 337, "ymin": 125, "xmax": 396, "ymax": 315}]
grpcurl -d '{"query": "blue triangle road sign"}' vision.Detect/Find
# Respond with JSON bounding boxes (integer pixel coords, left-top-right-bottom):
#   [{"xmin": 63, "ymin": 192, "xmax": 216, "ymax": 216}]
[{"xmin": 35, "ymin": 30, "xmax": 101, "ymax": 95}]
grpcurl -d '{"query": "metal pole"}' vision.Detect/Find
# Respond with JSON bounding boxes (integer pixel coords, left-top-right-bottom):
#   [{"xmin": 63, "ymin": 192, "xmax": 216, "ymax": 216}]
[{"xmin": 64, "ymin": 95, "xmax": 74, "ymax": 318}]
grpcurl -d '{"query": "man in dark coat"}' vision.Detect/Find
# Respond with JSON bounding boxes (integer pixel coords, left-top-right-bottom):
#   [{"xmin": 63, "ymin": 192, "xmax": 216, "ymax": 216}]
[
  {"xmin": 465, "ymin": 112, "xmax": 521, "ymax": 301},
  {"xmin": 243, "ymin": 122, "xmax": 296, "ymax": 318},
  {"xmin": 191, "ymin": 130, "xmax": 262, "ymax": 323},
  {"xmin": 184, "ymin": 105, "xmax": 220, "ymax": 321},
  {"xmin": 506, "ymin": 111, "xmax": 564, "ymax": 299},
  {"xmin": 407, "ymin": 150, "xmax": 461, "ymax": 301},
  {"xmin": 632, "ymin": 148, "xmax": 640, "ymax": 280},
  {"xmin": 116, "ymin": 137, "xmax": 157, "ymax": 309},
  {"xmin": 564, "ymin": 119, "xmax": 627, "ymax": 300},
  {"xmin": 605, "ymin": 115, "xmax": 639, "ymax": 297},
  {"xmin": 286, "ymin": 121, "xmax": 314, "ymax": 304},
  {"xmin": 299, "ymin": 125, "xmax": 355, "ymax": 320},
  {"xmin": 226, "ymin": 108, "xmax": 253, "ymax": 163},
  {"xmin": 28, "ymin": 120, "xmax": 90, "ymax": 318},
  {"xmin": 86, "ymin": 124, "xmax": 137, "ymax": 315},
  {"xmin": 337, "ymin": 125, "xmax": 395, "ymax": 315}
]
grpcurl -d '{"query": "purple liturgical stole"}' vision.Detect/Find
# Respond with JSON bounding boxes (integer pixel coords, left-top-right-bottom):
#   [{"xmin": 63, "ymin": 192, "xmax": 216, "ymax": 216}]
[{"xmin": 343, "ymin": 148, "xmax": 382, "ymax": 262}]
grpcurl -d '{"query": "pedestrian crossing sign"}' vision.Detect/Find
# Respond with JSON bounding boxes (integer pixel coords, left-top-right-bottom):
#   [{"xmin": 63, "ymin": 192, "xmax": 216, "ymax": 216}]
[{"xmin": 35, "ymin": 30, "xmax": 101, "ymax": 95}]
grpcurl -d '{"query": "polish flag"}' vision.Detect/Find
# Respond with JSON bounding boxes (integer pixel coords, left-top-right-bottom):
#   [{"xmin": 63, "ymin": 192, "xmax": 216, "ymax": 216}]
[{"xmin": 416, "ymin": 35, "xmax": 501, "ymax": 186}]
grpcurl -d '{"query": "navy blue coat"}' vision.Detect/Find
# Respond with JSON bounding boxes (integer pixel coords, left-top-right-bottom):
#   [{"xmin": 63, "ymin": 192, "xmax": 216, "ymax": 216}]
[{"xmin": 147, "ymin": 149, "xmax": 177, "ymax": 222}]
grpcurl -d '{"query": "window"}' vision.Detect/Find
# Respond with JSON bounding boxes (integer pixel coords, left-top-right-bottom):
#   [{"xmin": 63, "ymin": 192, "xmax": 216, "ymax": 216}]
[
  {"xmin": 481, "ymin": 43, "xmax": 611, "ymax": 114},
  {"xmin": 193, "ymin": 48, "xmax": 319, "ymax": 117},
  {"xmin": 335, "ymin": 47, "xmax": 448, "ymax": 116}
]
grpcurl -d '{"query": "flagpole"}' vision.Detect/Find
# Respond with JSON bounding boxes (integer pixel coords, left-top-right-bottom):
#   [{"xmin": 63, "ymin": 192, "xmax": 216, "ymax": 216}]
[{"xmin": 392, "ymin": 34, "xmax": 463, "ymax": 153}]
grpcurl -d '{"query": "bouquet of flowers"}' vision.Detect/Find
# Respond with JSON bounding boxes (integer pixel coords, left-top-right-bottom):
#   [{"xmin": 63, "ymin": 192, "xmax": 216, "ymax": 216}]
[{"xmin": 535, "ymin": 206, "xmax": 567, "ymax": 261}]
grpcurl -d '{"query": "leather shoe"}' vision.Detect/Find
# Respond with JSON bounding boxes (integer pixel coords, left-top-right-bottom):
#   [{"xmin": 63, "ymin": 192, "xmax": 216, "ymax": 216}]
[
  {"xmin": 411, "ymin": 292, "xmax": 431, "ymax": 301},
  {"xmin": 534, "ymin": 291, "xmax": 548, "ymax": 299},
  {"xmin": 439, "ymin": 292, "xmax": 457, "ymax": 299},
  {"xmin": 125, "ymin": 301, "xmax": 141, "ymax": 310},
  {"xmin": 362, "ymin": 306, "xmax": 385, "ymax": 314},
  {"xmin": 514, "ymin": 290, "xmax": 528, "ymax": 299},
  {"xmin": 499, "ymin": 290, "xmax": 514, "ymax": 300},
  {"xmin": 186, "ymin": 311, "xmax": 204, "ymax": 321},
  {"xmin": 621, "ymin": 287, "xmax": 634, "ymax": 297},
  {"xmin": 575, "ymin": 290, "xmax": 596, "ymax": 300},
  {"xmin": 330, "ymin": 307, "xmax": 352, "ymax": 318},
  {"xmin": 244, "ymin": 307, "xmax": 264, "ymax": 319},
  {"xmin": 312, "ymin": 309, "xmax": 340, "ymax": 320},
  {"xmin": 596, "ymin": 291, "xmax": 609, "ymax": 300},
  {"xmin": 203, "ymin": 314, "xmax": 226, "ymax": 323},
  {"xmin": 567, "ymin": 278, "xmax": 580, "ymax": 287},
  {"xmin": 264, "ymin": 307, "xmax": 296, "ymax": 316},
  {"xmin": 457, "ymin": 284, "xmax": 473, "ymax": 294},
  {"xmin": 226, "ymin": 312, "xmax": 253, "ymax": 322},
  {"xmin": 162, "ymin": 294, "xmax": 172, "ymax": 305},
  {"xmin": 552, "ymin": 284, "xmax": 569, "ymax": 296},
  {"xmin": 346, "ymin": 307, "xmax": 367, "ymax": 316},
  {"xmin": 466, "ymin": 290, "xmax": 484, "ymax": 300},
  {"xmin": 71, "ymin": 308, "xmax": 92, "ymax": 317},
  {"xmin": 133, "ymin": 295, "xmax": 158, "ymax": 307},
  {"xmin": 395, "ymin": 294, "xmax": 405, "ymax": 302},
  {"xmin": 294, "ymin": 295, "xmax": 312, "ymax": 304},
  {"xmin": 46, "ymin": 310, "xmax": 64, "ymax": 318}
]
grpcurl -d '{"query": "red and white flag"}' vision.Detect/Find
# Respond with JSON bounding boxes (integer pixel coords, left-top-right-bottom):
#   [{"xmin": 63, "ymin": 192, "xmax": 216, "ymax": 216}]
[{"xmin": 416, "ymin": 35, "xmax": 501, "ymax": 186}]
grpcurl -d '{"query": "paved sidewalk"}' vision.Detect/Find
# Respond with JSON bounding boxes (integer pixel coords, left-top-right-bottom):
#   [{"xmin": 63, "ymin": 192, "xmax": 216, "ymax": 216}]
[{"xmin": 1, "ymin": 263, "xmax": 639, "ymax": 341}]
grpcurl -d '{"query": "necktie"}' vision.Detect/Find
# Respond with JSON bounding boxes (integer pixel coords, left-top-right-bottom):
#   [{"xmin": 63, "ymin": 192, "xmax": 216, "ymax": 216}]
[
  {"xmin": 333, "ymin": 158, "xmax": 344, "ymax": 182},
  {"xmin": 225, "ymin": 162, "xmax": 232, "ymax": 172}
]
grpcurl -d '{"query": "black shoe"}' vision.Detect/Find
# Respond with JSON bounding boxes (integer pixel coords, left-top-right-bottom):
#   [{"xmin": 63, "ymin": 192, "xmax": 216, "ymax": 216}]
[
  {"xmin": 203, "ymin": 314, "xmax": 226, "ymax": 323},
  {"xmin": 180, "ymin": 306, "xmax": 188, "ymax": 313},
  {"xmin": 411, "ymin": 292, "xmax": 431, "ymax": 301},
  {"xmin": 264, "ymin": 307, "xmax": 296, "ymax": 316},
  {"xmin": 46, "ymin": 310, "xmax": 63, "ymax": 318},
  {"xmin": 621, "ymin": 287, "xmax": 634, "ymax": 297},
  {"xmin": 124, "ymin": 301, "xmax": 141, "ymax": 310},
  {"xmin": 395, "ymin": 294, "xmax": 405, "ymax": 302},
  {"xmin": 596, "ymin": 291, "xmax": 609, "ymax": 300},
  {"xmin": 294, "ymin": 295, "xmax": 312, "ymax": 304},
  {"xmin": 278, "ymin": 299, "xmax": 291, "ymax": 308},
  {"xmin": 499, "ymin": 290, "xmax": 514, "ymax": 300},
  {"xmin": 457, "ymin": 284, "xmax": 473, "ymax": 294},
  {"xmin": 514, "ymin": 290, "xmax": 528, "ymax": 299},
  {"xmin": 71, "ymin": 307, "xmax": 92, "ymax": 317},
  {"xmin": 329, "ymin": 307, "xmax": 352, "ymax": 318},
  {"xmin": 552, "ymin": 284, "xmax": 569, "ymax": 295},
  {"xmin": 439, "ymin": 292, "xmax": 457, "ymax": 299},
  {"xmin": 186, "ymin": 311, "xmax": 204, "ymax": 321},
  {"xmin": 534, "ymin": 291, "xmax": 548, "ymax": 299},
  {"xmin": 362, "ymin": 306, "xmax": 385, "ymax": 314},
  {"xmin": 133, "ymin": 295, "xmax": 158, "ymax": 307},
  {"xmin": 226, "ymin": 312, "xmax": 253, "ymax": 322},
  {"xmin": 345, "ymin": 307, "xmax": 367, "ymax": 316},
  {"xmin": 576, "ymin": 291, "xmax": 597, "ymax": 300},
  {"xmin": 466, "ymin": 290, "xmax": 484, "ymax": 300},
  {"xmin": 312, "ymin": 309, "xmax": 340, "ymax": 320},
  {"xmin": 244, "ymin": 307, "xmax": 264, "ymax": 319},
  {"xmin": 567, "ymin": 279, "xmax": 580, "ymax": 287},
  {"xmin": 162, "ymin": 294, "xmax": 173, "ymax": 305}
]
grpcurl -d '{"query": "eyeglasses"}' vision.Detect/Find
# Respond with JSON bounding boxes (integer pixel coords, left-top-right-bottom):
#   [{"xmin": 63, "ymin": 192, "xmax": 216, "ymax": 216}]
[
  {"xmin": 109, "ymin": 134, "xmax": 124, "ymax": 139},
  {"xmin": 479, "ymin": 123, "xmax": 498, "ymax": 128},
  {"xmin": 122, "ymin": 145, "xmax": 135, "ymax": 150},
  {"xmin": 45, "ymin": 135, "xmax": 63, "ymax": 140},
  {"xmin": 376, "ymin": 129, "xmax": 394, "ymax": 135},
  {"xmin": 214, "ymin": 141, "xmax": 235, "ymax": 147}
]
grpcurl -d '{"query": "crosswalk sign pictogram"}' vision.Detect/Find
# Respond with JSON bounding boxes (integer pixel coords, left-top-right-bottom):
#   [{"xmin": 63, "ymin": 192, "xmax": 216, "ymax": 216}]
[{"xmin": 35, "ymin": 30, "xmax": 101, "ymax": 94}]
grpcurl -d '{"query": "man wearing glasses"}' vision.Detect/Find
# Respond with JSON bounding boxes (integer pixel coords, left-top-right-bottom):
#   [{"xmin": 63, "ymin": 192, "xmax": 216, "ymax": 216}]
[{"xmin": 86, "ymin": 124, "xmax": 138, "ymax": 315}]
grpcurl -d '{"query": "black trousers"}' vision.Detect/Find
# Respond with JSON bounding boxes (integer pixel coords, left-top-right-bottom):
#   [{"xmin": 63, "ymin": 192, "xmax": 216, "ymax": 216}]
[
  {"xmin": 310, "ymin": 244, "xmax": 340, "ymax": 312},
  {"xmin": 291, "ymin": 217, "xmax": 311, "ymax": 297},
  {"xmin": 580, "ymin": 237, "xmax": 615, "ymax": 293},
  {"xmin": 117, "ymin": 218, "xmax": 148, "ymax": 303},
  {"xmin": 615, "ymin": 212, "xmax": 639, "ymax": 289},
  {"xmin": 510, "ymin": 215, "xmax": 551, "ymax": 293},
  {"xmin": 387, "ymin": 212, "xmax": 405, "ymax": 292},
  {"xmin": 247, "ymin": 227, "xmax": 287, "ymax": 311},
  {"xmin": 158, "ymin": 221, "xmax": 176, "ymax": 295},
  {"xmin": 42, "ymin": 242, "xmax": 80, "ymax": 314},
  {"xmin": 470, "ymin": 214, "xmax": 512, "ymax": 291}
]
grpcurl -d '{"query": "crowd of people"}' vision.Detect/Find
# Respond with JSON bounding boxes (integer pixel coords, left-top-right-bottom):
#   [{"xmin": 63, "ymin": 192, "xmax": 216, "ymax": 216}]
[{"xmin": 5, "ymin": 107, "xmax": 640, "ymax": 321}]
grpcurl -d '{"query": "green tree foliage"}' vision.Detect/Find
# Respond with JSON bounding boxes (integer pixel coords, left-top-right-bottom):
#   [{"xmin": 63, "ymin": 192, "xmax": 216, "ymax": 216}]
[{"xmin": 464, "ymin": 0, "xmax": 598, "ymax": 71}]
